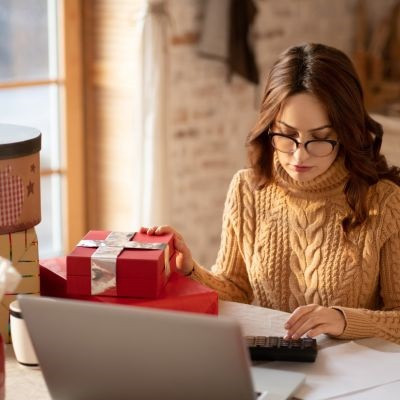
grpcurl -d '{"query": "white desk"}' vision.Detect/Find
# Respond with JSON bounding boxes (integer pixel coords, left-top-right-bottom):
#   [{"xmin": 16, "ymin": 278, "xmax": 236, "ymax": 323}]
[{"xmin": 5, "ymin": 300, "xmax": 400, "ymax": 399}]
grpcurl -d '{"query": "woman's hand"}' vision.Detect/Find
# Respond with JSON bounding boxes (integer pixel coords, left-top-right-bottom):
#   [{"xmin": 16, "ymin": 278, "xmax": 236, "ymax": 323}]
[
  {"xmin": 284, "ymin": 304, "xmax": 346, "ymax": 339},
  {"xmin": 140, "ymin": 225, "xmax": 194, "ymax": 276}
]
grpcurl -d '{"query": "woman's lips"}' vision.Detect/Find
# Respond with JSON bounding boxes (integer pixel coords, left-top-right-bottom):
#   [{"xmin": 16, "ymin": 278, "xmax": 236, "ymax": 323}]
[{"xmin": 292, "ymin": 165, "xmax": 313, "ymax": 172}]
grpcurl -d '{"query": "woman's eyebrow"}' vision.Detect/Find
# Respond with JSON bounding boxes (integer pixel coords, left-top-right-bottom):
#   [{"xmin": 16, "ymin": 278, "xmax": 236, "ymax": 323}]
[{"xmin": 277, "ymin": 120, "xmax": 332, "ymax": 132}]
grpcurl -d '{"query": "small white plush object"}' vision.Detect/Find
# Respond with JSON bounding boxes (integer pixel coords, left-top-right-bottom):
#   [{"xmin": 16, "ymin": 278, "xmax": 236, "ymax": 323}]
[{"xmin": 0, "ymin": 257, "xmax": 21, "ymax": 300}]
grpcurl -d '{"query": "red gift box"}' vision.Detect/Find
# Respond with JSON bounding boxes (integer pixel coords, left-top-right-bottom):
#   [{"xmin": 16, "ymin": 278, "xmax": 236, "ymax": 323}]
[
  {"xmin": 41, "ymin": 258, "xmax": 218, "ymax": 315},
  {"xmin": 67, "ymin": 231, "xmax": 176, "ymax": 298}
]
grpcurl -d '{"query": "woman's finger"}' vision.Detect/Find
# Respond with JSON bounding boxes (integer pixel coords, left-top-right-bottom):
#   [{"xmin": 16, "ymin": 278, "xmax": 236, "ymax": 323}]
[
  {"xmin": 155, "ymin": 225, "xmax": 170, "ymax": 234},
  {"xmin": 144, "ymin": 226, "xmax": 158, "ymax": 235},
  {"xmin": 286, "ymin": 311, "xmax": 319, "ymax": 337},
  {"xmin": 142, "ymin": 225, "xmax": 164, "ymax": 235},
  {"xmin": 173, "ymin": 237, "xmax": 188, "ymax": 253},
  {"xmin": 285, "ymin": 304, "xmax": 317, "ymax": 329},
  {"xmin": 156, "ymin": 225, "xmax": 183, "ymax": 239},
  {"xmin": 144, "ymin": 225, "xmax": 183, "ymax": 240},
  {"xmin": 286, "ymin": 315, "xmax": 322, "ymax": 339}
]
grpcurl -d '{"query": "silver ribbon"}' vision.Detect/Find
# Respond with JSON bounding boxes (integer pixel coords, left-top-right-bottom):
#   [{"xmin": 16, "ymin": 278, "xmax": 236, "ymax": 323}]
[{"xmin": 77, "ymin": 231, "xmax": 169, "ymax": 295}]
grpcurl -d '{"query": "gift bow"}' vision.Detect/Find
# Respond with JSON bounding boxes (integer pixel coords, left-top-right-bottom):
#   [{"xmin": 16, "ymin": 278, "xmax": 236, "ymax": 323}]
[{"xmin": 78, "ymin": 231, "xmax": 170, "ymax": 295}]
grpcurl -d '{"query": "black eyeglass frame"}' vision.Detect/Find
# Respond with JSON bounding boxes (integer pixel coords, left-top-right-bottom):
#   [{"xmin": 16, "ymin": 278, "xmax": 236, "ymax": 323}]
[{"xmin": 268, "ymin": 130, "xmax": 339, "ymax": 157}]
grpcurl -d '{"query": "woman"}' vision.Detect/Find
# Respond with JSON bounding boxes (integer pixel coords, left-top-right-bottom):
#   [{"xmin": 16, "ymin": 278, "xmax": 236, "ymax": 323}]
[{"xmin": 142, "ymin": 43, "xmax": 400, "ymax": 343}]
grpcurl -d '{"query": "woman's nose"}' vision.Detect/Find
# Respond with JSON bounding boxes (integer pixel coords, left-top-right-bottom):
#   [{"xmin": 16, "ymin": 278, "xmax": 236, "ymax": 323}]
[{"xmin": 292, "ymin": 143, "xmax": 310, "ymax": 162}]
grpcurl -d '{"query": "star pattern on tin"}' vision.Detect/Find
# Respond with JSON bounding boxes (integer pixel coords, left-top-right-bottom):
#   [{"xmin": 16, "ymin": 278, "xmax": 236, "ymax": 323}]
[
  {"xmin": 27, "ymin": 181, "xmax": 34, "ymax": 196},
  {"xmin": 30, "ymin": 163, "xmax": 36, "ymax": 173}
]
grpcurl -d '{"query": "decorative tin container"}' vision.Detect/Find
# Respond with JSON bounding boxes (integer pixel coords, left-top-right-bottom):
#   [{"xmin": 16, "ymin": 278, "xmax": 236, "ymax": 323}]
[{"xmin": 0, "ymin": 124, "xmax": 41, "ymax": 234}]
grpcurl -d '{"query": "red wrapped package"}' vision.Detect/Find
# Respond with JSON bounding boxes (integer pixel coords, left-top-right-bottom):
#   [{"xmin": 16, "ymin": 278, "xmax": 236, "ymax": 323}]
[
  {"xmin": 67, "ymin": 231, "xmax": 175, "ymax": 298},
  {"xmin": 40, "ymin": 258, "xmax": 218, "ymax": 315}
]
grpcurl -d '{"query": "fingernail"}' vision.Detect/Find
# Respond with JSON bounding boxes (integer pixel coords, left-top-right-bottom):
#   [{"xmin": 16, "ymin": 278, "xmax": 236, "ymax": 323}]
[
  {"xmin": 284, "ymin": 323, "xmax": 289, "ymax": 329},
  {"xmin": 292, "ymin": 334, "xmax": 298, "ymax": 339}
]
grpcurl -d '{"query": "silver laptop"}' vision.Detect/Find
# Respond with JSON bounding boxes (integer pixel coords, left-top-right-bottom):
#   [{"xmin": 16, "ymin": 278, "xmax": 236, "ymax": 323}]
[{"xmin": 18, "ymin": 295, "xmax": 305, "ymax": 400}]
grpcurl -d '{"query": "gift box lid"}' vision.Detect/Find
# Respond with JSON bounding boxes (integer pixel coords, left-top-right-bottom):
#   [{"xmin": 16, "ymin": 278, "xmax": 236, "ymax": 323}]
[
  {"xmin": 67, "ymin": 231, "xmax": 175, "ymax": 278},
  {"xmin": 0, "ymin": 124, "xmax": 41, "ymax": 160}
]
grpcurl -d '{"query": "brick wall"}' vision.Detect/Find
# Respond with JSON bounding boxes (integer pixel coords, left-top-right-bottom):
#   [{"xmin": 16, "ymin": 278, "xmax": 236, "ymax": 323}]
[{"xmin": 165, "ymin": 0, "xmax": 394, "ymax": 268}]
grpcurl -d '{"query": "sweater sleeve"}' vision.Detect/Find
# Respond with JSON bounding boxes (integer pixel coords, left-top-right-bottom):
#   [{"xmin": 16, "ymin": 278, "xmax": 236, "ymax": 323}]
[
  {"xmin": 190, "ymin": 171, "xmax": 254, "ymax": 304},
  {"xmin": 332, "ymin": 186, "xmax": 400, "ymax": 344}
]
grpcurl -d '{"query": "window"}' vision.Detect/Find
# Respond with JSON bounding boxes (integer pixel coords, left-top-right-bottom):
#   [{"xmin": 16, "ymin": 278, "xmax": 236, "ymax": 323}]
[{"xmin": 0, "ymin": 0, "xmax": 86, "ymax": 257}]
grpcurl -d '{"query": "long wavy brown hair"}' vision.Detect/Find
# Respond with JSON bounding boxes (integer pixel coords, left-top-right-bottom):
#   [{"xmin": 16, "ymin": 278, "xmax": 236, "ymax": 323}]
[{"xmin": 247, "ymin": 43, "xmax": 400, "ymax": 233}]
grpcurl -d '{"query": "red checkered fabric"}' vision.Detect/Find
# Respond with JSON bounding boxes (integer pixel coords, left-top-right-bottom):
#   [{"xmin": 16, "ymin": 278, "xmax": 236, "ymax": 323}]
[{"xmin": 0, "ymin": 165, "xmax": 24, "ymax": 227}]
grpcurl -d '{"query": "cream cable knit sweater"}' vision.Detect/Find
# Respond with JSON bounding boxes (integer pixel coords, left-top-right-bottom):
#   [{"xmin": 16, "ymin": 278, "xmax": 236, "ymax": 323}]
[{"xmin": 191, "ymin": 156, "xmax": 400, "ymax": 343}]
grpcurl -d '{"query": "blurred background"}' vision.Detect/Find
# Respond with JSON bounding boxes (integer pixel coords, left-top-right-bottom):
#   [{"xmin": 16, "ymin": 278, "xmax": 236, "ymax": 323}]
[{"xmin": 0, "ymin": 0, "xmax": 399, "ymax": 267}]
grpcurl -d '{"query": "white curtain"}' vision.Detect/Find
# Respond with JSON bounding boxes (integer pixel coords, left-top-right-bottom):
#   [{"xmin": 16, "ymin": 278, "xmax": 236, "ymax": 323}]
[{"xmin": 130, "ymin": 0, "xmax": 170, "ymax": 229}]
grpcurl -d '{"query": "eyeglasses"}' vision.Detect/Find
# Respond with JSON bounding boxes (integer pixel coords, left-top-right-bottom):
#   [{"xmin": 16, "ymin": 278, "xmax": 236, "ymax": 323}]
[{"xmin": 268, "ymin": 130, "xmax": 339, "ymax": 157}]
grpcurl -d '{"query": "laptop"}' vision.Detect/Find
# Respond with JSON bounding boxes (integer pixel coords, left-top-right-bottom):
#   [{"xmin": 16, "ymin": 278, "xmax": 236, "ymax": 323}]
[{"xmin": 18, "ymin": 295, "xmax": 305, "ymax": 400}]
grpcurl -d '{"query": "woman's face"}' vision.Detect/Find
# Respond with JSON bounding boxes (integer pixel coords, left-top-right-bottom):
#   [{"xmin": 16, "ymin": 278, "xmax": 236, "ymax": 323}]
[{"xmin": 272, "ymin": 92, "xmax": 339, "ymax": 182}]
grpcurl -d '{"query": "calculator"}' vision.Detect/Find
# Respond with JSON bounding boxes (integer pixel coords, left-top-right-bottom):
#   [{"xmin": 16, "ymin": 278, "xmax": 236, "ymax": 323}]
[{"xmin": 245, "ymin": 336, "xmax": 318, "ymax": 362}]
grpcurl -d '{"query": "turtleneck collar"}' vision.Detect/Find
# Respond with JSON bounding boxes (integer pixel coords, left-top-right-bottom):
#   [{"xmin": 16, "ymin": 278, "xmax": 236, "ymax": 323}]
[{"xmin": 273, "ymin": 152, "xmax": 349, "ymax": 198}]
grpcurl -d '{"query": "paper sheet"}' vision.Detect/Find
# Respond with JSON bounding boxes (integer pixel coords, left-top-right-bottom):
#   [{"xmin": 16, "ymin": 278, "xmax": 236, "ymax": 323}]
[
  {"xmin": 336, "ymin": 380, "xmax": 400, "ymax": 400},
  {"xmin": 219, "ymin": 300, "xmax": 290, "ymax": 336},
  {"xmin": 262, "ymin": 341, "xmax": 400, "ymax": 400}
]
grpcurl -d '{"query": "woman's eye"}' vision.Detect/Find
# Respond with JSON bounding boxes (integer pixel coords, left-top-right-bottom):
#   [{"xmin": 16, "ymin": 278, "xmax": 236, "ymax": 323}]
[
  {"xmin": 312, "ymin": 130, "xmax": 334, "ymax": 140},
  {"xmin": 281, "ymin": 131, "xmax": 298, "ymax": 137},
  {"xmin": 312, "ymin": 134, "xmax": 331, "ymax": 140}
]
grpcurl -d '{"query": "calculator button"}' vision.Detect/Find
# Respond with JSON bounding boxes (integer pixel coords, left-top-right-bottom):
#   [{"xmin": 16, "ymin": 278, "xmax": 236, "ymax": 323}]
[
  {"xmin": 269, "ymin": 337, "xmax": 279, "ymax": 347},
  {"xmin": 255, "ymin": 336, "xmax": 266, "ymax": 346},
  {"xmin": 245, "ymin": 336, "xmax": 255, "ymax": 346}
]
